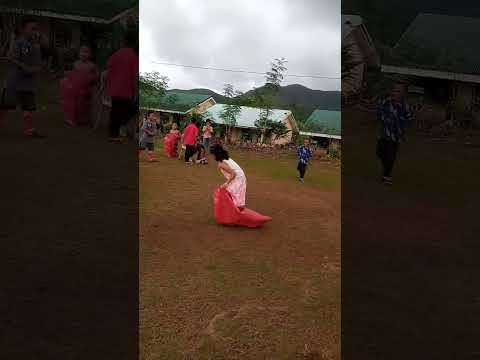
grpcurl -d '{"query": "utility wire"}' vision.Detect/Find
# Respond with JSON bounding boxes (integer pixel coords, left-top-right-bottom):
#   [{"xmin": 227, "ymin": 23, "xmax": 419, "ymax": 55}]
[{"xmin": 150, "ymin": 60, "xmax": 340, "ymax": 80}]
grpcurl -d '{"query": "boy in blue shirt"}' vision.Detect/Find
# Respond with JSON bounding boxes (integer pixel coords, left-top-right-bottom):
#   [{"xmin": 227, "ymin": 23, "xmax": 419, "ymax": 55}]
[
  {"xmin": 297, "ymin": 138, "xmax": 314, "ymax": 183},
  {"xmin": 0, "ymin": 17, "xmax": 45, "ymax": 137},
  {"xmin": 139, "ymin": 111, "xmax": 159, "ymax": 162},
  {"xmin": 376, "ymin": 82, "xmax": 413, "ymax": 185}
]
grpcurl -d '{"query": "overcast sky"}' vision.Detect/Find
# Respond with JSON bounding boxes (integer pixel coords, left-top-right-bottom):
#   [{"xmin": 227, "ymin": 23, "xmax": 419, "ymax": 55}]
[{"xmin": 140, "ymin": 0, "xmax": 340, "ymax": 93}]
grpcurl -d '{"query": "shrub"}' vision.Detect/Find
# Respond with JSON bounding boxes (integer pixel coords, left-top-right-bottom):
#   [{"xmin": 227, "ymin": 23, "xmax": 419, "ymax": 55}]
[{"xmin": 327, "ymin": 142, "xmax": 341, "ymax": 160}]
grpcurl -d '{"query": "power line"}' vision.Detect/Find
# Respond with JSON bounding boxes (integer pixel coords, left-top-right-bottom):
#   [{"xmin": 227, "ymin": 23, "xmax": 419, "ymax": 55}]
[{"xmin": 150, "ymin": 61, "xmax": 340, "ymax": 80}]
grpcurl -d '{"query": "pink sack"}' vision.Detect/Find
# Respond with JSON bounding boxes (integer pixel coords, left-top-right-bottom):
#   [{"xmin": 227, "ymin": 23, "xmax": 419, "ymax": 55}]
[
  {"xmin": 213, "ymin": 188, "xmax": 271, "ymax": 228},
  {"xmin": 163, "ymin": 133, "xmax": 179, "ymax": 157},
  {"xmin": 60, "ymin": 70, "xmax": 93, "ymax": 126}
]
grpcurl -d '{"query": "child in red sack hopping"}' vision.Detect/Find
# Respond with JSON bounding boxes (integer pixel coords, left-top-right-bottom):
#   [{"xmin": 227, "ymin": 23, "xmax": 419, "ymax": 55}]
[
  {"xmin": 139, "ymin": 111, "xmax": 159, "ymax": 162},
  {"xmin": 210, "ymin": 144, "xmax": 271, "ymax": 228},
  {"xmin": 210, "ymin": 144, "xmax": 247, "ymax": 208},
  {"xmin": 163, "ymin": 122, "xmax": 180, "ymax": 158},
  {"xmin": 61, "ymin": 45, "xmax": 99, "ymax": 127}
]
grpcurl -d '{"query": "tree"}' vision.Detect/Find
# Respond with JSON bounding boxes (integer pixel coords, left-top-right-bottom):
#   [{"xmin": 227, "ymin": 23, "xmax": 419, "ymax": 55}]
[
  {"xmin": 139, "ymin": 71, "xmax": 178, "ymax": 111},
  {"xmin": 220, "ymin": 83, "xmax": 242, "ymax": 144},
  {"xmin": 254, "ymin": 57, "xmax": 288, "ymax": 143},
  {"xmin": 269, "ymin": 119, "xmax": 291, "ymax": 142},
  {"xmin": 139, "ymin": 71, "xmax": 168, "ymax": 97},
  {"xmin": 181, "ymin": 111, "xmax": 205, "ymax": 132}
]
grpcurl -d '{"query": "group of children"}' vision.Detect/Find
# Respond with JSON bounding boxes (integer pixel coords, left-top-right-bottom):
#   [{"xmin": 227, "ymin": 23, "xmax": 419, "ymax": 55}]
[
  {"xmin": 138, "ymin": 113, "xmax": 215, "ymax": 164},
  {"xmin": 60, "ymin": 30, "xmax": 138, "ymax": 142},
  {"xmin": 138, "ymin": 109, "xmax": 316, "ymax": 184},
  {"xmin": 0, "ymin": 16, "xmax": 138, "ymax": 141}
]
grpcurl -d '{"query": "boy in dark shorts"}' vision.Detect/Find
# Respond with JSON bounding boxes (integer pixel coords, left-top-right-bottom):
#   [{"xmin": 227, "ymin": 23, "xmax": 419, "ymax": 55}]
[
  {"xmin": 0, "ymin": 17, "xmax": 46, "ymax": 138},
  {"xmin": 297, "ymin": 138, "xmax": 314, "ymax": 183},
  {"xmin": 138, "ymin": 111, "xmax": 158, "ymax": 162}
]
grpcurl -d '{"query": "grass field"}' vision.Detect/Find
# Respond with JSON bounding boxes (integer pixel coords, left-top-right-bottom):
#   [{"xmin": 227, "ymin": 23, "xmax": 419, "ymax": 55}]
[
  {"xmin": 140, "ymin": 145, "xmax": 341, "ymax": 359},
  {"xmin": 1, "ymin": 70, "xmax": 139, "ymax": 358},
  {"xmin": 342, "ymin": 108, "xmax": 479, "ymax": 358}
]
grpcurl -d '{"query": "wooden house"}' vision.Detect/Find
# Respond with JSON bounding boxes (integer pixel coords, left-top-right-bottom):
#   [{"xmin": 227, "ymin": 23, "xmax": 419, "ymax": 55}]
[
  {"xmin": 0, "ymin": 1, "xmax": 137, "ymax": 70},
  {"xmin": 381, "ymin": 13, "xmax": 480, "ymax": 127},
  {"xmin": 342, "ymin": 14, "xmax": 380, "ymax": 97},
  {"xmin": 204, "ymin": 104, "xmax": 297, "ymax": 145},
  {"xmin": 299, "ymin": 109, "xmax": 341, "ymax": 147},
  {"xmin": 140, "ymin": 91, "xmax": 217, "ymax": 125}
]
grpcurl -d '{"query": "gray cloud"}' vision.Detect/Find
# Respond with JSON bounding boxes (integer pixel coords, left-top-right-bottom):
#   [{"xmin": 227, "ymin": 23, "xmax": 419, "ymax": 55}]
[{"xmin": 140, "ymin": 0, "xmax": 340, "ymax": 93}]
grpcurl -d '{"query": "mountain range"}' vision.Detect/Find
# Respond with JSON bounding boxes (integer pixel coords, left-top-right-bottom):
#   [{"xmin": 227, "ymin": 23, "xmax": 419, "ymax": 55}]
[{"xmin": 169, "ymin": 84, "xmax": 341, "ymax": 119}]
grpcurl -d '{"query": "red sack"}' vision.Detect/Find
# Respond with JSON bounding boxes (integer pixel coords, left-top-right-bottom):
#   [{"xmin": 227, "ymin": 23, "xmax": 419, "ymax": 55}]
[
  {"xmin": 60, "ymin": 77, "xmax": 76, "ymax": 125},
  {"xmin": 163, "ymin": 133, "xmax": 179, "ymax": 157},
  {"xmin": 213, "ymin": 188, "xmax": 271, "ymax": 228},
  {"xmin": 60, "ymin": 70, "xmax": 93, "ymax": 126}
]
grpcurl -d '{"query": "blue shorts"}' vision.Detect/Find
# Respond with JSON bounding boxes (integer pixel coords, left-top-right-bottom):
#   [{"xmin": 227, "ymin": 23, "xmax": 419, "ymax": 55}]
[
  {"xmin": 203, "ymin": 137, "xmax": 211, "ymax": 150},
  {"xmin": 140, "ymin": 142, "xmax": 154, "ymax": 151}
]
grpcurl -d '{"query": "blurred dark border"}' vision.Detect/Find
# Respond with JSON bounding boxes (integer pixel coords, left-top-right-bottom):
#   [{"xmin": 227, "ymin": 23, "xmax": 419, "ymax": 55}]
[
  {"xmin": 342, "ymin": 1, "xmax": 480, "ymax": 359},
  {"xmin": 0, "ymin": 2, "xmax": 139, "ymax": 359}
]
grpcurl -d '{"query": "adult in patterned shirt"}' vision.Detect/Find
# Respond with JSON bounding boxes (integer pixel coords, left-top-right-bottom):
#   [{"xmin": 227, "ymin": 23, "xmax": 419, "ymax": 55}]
[
  {"xmin": 376, "ymin": 82, "xmax": 413, "ymax": 185},
  {"xmin": 297, "ymin": 138, "xmax": 314, "ymax": 183}
]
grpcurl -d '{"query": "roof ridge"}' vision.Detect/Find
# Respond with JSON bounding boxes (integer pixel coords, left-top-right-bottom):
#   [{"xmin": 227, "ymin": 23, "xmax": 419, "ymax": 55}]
[
  {"xmin": 418, "ymin": 12, "xmax": 480, "ymax": 21},
  {"xmin": 214, "ymin": 103, "xmax": 291, "ymax": 113}
]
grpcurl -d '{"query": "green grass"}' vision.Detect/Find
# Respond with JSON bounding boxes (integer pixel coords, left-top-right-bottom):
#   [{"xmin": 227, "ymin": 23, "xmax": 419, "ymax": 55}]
[
  {"xmin": 343, "ymin": 109, "xmax": 480, "ymax": 207},
  {"xmin": 235, "ymin": 150, "xmax": 340, "ymax": 191}
]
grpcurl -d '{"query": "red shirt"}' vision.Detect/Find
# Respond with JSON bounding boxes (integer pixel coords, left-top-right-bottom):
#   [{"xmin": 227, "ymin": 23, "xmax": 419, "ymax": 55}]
[
  {"xmin": 106, "ymin": 48, "xmax": 138, "ymax": 99},
  {"xmin": 183, "ymin": 123, "xmax": 199, "ymax": 146}
]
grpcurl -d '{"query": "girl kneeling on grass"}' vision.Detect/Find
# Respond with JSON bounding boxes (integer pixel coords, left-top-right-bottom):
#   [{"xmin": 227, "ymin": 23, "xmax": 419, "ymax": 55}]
[{"xmin": 210, "ymin": 144, "xmax": 247, "ymax": 208}]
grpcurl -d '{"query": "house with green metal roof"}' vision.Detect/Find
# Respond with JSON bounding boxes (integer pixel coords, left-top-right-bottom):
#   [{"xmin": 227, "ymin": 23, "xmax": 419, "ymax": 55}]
[
  {"xmin": 141, "ymin": 91, "xmax": 216, "ymax": 114},
  {"xmin": 203, "ymin": 104, "xmax": 297, "ymax": 145},
  {"xmin": 382, "ymin": 14, "xmax": 480, "ymax": 118},
  {"xmin": 0, "ymin": 1, "xmax": 137, "ymax": 69},
  {"xmin": 0, "ymin": 1, "xmax": 137, "ymax": 23},
  {"xmin": 300, "ymin": 109, "xmax": 341, "ymax": 141}
]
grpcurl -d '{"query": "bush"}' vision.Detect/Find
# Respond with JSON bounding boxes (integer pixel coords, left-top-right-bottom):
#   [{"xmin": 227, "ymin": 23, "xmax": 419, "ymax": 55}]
[
  {"xmin": 327, "ymin": 142, "xmax": 341, "ymax": 160},
  {"xmin": 295, "ymin": 133, "xmax": 312, "ymax": 145}
]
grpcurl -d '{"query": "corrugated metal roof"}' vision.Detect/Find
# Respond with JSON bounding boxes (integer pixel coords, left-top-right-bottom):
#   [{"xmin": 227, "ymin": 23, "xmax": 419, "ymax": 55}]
[
  {"xmin": 299, "ymin": 131, "xmax": 341, "ymax": 140},
  {"xmin": 304, "ymin": 110, "xmax": 341, "ymax": 136},
  {"xmin": 385, "ymin": 13, "xmax": 480, "ymax": 76},
  {"xmin": 0, "ymin": 0, "xmax": 136, "ymax": 22},
  {"xmin": 140, "ymin": 91, "xmax": 214, "ymax": 114},
  {"xmin": 203, "ymin": 104, "xmax": 292, "ymax": 129}
]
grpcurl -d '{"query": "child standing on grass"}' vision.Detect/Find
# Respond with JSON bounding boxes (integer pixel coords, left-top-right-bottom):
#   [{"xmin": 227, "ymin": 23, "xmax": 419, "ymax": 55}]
[
  {"xmin": 183, "ymin": 118, "xmax": 199, "ymax": 164},
  {"xmin": 139, "ymin": 111, "xmax": 159, "ymax": 162},
  {"xmin": 202, "ymin": 119, "xmax": 214, "ymax": 151},
  {"xmin": 195, "ymin": 135, "xmax": 208, "ymax": 164},
  {"xmin": 297, "ymin": 138, "xmax": 314, "ymax": 183},
  {"xmin": 0, "ymin": 17, "xmax": 46, "ymax": 138}
]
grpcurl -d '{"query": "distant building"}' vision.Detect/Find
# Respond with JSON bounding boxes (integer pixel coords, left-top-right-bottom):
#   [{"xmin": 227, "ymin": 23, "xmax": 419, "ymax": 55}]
[
  {"xmin": 300, "ymin": 109, "xmax": 341, "ymax": 147},
  {"xmin": 342, "ymin": 14, "xmax": 380, "ymax": 97},
  {"xmin": 140, "ymin": 91, "xmax": 217, "ymax": 124},
  {"xmin": 204, "ymin": 104, "xmax": 298, "ymax": 145},
  {"xmin": 381, "ymin": 13, "xmax": 480, "ymax": 125}
]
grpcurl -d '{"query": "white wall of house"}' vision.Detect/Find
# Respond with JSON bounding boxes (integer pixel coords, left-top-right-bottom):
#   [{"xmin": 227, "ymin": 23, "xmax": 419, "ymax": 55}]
[{"xmin": 224, "ymin": 113, "xmax": 295, "ymax": 145}]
